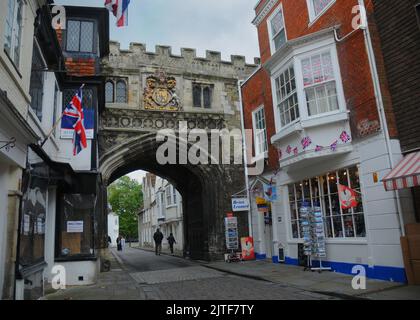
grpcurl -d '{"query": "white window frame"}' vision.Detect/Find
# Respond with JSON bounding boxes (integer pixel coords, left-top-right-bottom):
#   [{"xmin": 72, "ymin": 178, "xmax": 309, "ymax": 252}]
[
  {"xmin": 306, "ymin": 0, "xmax": 336, "ymax": 24},
  {"xmin": 266, "ymin": 3, "xmax": 287, "ymax": 56},
  {"xmin": 274, "ymin": 63, "xmax": 300, "ymax": 129},
  {"xmin": 166, "ymin": 186, "xmax": 172, "ymax": 207},
  {"xmin": 4, "ymin": 0, "xmax": 24, "ymax": 68},
  {"xmin": 271, "ymin": 39, "xmax": 347, "ymax": 135},
  {"xmin": 252, "ymin": 106, "xmax": 268, "ymax": 157}
]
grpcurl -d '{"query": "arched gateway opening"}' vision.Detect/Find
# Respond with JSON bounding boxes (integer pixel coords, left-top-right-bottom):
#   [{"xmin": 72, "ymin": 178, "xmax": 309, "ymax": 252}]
[
  {"xmin": 97, "ymin": 42, "xmax": 258, "ymax": 260},
  {"xmin": 99, "ymin": 132, "xmax": 247, "ymax": 260}
]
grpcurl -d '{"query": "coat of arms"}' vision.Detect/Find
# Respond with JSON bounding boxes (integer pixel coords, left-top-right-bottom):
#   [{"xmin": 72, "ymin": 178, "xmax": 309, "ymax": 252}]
[{"xmin": 143, "ymin": 71, "xmax": 180, "ymax": 111}]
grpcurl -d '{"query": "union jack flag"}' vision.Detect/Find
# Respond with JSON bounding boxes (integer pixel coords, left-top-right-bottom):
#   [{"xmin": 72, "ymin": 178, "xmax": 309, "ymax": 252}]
[
  {"xmin": 330, "ymin": 140, "xmax": 338, "ymax": 152},
  {"xmin": 340, "ymin": 131, "xmax": 351, "ymax": 143},
  {"xmin": 315, "ymin": 145, "xmax": 323, "ymax": 152},
  {"xmin": 105, "ymin": 0, "xmax": 131, "ymax": 27},
  {"xmin": 62, "ymin": 86, "xmax": 87, "ymax": 156},
  {"xmin": 301, "ymin": 136, "xmax": 312, "ymax": 149},
  {"xmin": 286, "ymin": 145, "xmax": 292, "ymax": 154}
]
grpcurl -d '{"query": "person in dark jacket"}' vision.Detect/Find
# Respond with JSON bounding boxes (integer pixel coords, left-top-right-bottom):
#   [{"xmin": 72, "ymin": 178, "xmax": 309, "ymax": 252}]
[
  {"xmin": 153, "ymin": 229, "xmax": 164, "ymax": 255},
  {"xmin": 116, "ymin": 235, "xmax": 122, "ymax": 251},
  {"xmin": 167, "ymin": 233, "xmax": 177, "ymax": 254}
]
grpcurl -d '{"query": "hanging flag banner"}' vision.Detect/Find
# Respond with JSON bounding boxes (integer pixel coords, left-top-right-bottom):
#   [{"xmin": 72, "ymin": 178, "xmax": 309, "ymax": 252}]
[
  {"xmin": 61, "ymin": 109, "xmax": 94, "ymax": 140},
  {"xmin": 256, "ymin": 197, "xmax": 269, "ymax": 212},
  {"xmin": 338, "ymin": 184, "xmax": 358, "ymax": 209},
  {"xmin": 263, "ymin": 183, "xmax": 277, "ymax": 202},
  {"xmin": 105, "ymin": 0, "xmax": 131, "ymax": 27}
]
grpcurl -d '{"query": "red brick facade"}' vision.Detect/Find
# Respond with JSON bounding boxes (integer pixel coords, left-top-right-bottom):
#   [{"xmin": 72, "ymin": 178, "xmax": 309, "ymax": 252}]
[
  {"xmin": 241, "ymin": 68, "xmax": 279, "ymax": 172},
  {"xmin": 244, "ymin": 0, "xmax": 398, "ymax": 151},
  {"xmin": 55, "ymin": 28, "xmax": 97, "ymax": 77}
]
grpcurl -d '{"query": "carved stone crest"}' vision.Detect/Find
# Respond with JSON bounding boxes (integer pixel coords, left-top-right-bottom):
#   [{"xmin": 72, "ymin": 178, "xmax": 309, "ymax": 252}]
[{"xmin": 143, "ymin": 71, "xmax": 180, "ymax": 111}]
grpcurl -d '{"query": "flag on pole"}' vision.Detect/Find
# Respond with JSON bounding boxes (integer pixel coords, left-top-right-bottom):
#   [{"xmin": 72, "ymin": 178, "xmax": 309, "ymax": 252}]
[
  {"xmin": 338, "ymin": 184, "xmax": 358, "ymax": 209},
  {"xmin": 62, "ymin": 86, "xmax": 87, "ymax": 156},
  {"xmin": 105, "ymin": 0, "xmax": 131, "ymax": 27}
]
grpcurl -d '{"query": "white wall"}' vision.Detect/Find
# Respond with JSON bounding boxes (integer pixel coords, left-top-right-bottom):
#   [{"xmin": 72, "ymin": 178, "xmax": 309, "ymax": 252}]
[
  {"xmin": 107, "ymin": 213, "xmax": 119, "ymax": 247},
  {"xmin": 0, "ymin": 164, "xmax": 9, "ymax": 299}
]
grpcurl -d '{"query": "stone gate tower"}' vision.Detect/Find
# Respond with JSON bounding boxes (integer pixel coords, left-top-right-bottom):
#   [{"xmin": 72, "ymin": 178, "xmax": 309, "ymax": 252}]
[{"xmin": 98, "ymin": 42, "xmax": 258, "ymax": 260}]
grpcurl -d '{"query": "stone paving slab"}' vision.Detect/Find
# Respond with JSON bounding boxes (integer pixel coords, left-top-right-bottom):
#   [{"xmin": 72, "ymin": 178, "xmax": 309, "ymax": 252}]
[
  {"xmin": 129, "ymin": 266, "xmax": 225, "ymax": 284},
  {"xmin": 201, "ymin": 260, "xmax": 419, "ymax": 299}
]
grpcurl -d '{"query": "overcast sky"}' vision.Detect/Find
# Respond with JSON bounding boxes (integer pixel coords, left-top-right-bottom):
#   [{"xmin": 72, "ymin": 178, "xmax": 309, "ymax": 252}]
[
  {"xmin": 57, "ymin": 0, "xmax": 260, "ymax": 64},
  {"xmin": 56, "ymin": 0, "xmax": 260, "ymax": 184}
]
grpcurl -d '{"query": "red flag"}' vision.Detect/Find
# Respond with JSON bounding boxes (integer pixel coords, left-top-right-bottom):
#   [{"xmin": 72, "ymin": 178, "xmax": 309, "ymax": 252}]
[{"xmin": 338, "ymin": 184, "xmax": 358, "ymax": 209}]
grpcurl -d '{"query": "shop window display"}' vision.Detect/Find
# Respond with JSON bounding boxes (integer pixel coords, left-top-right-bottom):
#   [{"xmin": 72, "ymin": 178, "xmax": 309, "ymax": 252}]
[
  {"xmin": 288, "ymin": 165, "xmax": 366, "ymax": 239},
  {"xmin": 58, "ymin": 194, "xmax": 95, "ymax": 258}
]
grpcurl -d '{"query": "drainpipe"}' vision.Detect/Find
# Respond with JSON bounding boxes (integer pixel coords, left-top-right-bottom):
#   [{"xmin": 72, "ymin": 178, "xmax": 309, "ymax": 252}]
[
  {"xmin": 359, "ymin": 0, "xmax": 405, "ymax": 236},
  {"xmin": 237, "ymin": 79, "xmax": 253, "ymax": 236}
]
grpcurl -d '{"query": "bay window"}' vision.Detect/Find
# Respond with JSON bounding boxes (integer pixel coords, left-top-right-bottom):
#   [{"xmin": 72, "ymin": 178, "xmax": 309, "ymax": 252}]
[
  {"xmin": 302, "ymin": 51, "xmax": 339, "ymax": 116},
  {"xmin": 268, "ymin": 6, "xmax": 286, "ymax": 54},
  {"xmin": 288, "ymin": 165, "xmax": 366, "ymax": 240},
  {"xmin": 252, "ymin": 107, "xmax": 268, "ymax": 156},
  {"xmin": 275, "ymin": 65, "xmax": 299, "ymax": 126}
]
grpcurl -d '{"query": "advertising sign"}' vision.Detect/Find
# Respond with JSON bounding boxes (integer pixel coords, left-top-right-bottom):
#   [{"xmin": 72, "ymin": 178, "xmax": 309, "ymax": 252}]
[
  {"xmin": 241, "ymin": 237, "xmax": 255, "ymax": 261},
  {"xmin": 224, "ymin": 216, "xmax": 238, "ymax": 250},
  {"xmin": 231, "ymin": 198, "xmax": 250, "ymax": 212},
  {"xmin": 67, "ymin": 221, "xmax": 84, "ymax": 233}
]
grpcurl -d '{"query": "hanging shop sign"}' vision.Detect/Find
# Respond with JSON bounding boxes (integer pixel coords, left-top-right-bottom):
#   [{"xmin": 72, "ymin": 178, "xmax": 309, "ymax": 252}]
[
  {"xmin": 231, "ymin": 198, "xmax": 250, "ymax": 212},
  {"xmin": 241, "ymin": 237, "xmax": 255, "ymax": 261}
]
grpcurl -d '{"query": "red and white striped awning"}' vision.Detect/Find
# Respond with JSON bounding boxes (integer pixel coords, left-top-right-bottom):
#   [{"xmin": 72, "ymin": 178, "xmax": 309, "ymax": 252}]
[{"xmin": 383, "ymin": 152, "xmax": 420, "ymax": 191}]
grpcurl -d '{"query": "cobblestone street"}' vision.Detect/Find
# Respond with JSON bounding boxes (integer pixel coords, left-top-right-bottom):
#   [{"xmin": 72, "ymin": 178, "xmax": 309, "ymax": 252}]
[{"xmin": 45, "ymin": 248, "xmax": 335, "ymax": 300}]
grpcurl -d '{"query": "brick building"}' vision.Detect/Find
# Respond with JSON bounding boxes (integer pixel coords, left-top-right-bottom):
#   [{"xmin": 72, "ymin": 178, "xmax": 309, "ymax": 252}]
[
  {"xmin": 372, "ymin": 0, "xmax": 420, "ymax": 284},
  {"xmin": 241, "ymin": 0, "xmax": 415, "ymax": 282}
]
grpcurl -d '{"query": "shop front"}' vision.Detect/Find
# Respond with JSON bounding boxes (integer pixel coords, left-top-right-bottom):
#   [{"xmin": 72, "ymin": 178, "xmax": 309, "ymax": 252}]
[{"xmin": 275, "ymin": 151, "xmax": 409, "ymax": 283}]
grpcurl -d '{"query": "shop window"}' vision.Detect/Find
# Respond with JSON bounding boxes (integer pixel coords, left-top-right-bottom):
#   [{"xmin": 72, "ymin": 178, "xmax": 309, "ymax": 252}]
[
  {"xmin": 66, "ymin": 19, "xmax": 95, "ymax": 53},
  {"xmin": 4, "ymin": 0, "xmax": 23, "ymax": 67},
  {"xmin": 275, "ymin": 65, "xmax": 299, "ymax": 127},
  {"xmin": 288, "ymin": 165, "xmax": 365, "ymax": 239},
  {"xmin": 268, "ymin": 5, "xmax": 286, "ymax": 53},
  {"xmin": 29, "ymin": 41, "xmax": 46, "ymax": 121},
  {"xmin": 58, "ymin": 194, "xmax": 95, "ymax": 258},
  {"xmin": 19, "ymin": 164, "xmax": 48, "ymax": 268}
]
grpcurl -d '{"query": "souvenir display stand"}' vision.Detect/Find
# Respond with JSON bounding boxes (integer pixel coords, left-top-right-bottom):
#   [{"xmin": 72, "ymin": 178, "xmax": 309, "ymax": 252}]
[{"xmin": 300, "ymin": 202, "xmax": 331, "ymax": 273}]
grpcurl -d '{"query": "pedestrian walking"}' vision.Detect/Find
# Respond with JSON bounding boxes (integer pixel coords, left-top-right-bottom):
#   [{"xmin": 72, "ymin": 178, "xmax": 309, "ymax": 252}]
[
  {"xmin": 153, "ymin": 228, "xmax": 164, "ymax": 255},
  {"xmin": 121, "ymin": 236, "xmax": 126, "ymax": 251},
  {"xmin": 116, "ymin": 235, "xmax": 122, "ymax": 251},
  {"xmin": 167, "ymin": 233, "xmax": 176, "ymax": 254}
]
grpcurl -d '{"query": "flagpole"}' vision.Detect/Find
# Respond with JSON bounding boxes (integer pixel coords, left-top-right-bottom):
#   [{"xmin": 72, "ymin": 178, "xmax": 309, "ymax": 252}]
[{"xmin": 40, "ymin": 84, "xmax": 85, "ymax": 148}]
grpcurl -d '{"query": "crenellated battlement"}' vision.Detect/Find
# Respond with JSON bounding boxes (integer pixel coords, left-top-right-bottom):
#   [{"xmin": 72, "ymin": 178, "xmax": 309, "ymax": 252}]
[{"xmin": 107, "ymin": 41, "xmax": 260, "ymax": 73}]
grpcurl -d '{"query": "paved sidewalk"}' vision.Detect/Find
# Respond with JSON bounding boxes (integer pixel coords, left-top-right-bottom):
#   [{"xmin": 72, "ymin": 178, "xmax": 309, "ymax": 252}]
[
  {"xmin": 44, "ymin": 249, "xmax": 145, "ymax": 300},
  {"xmin": 200, "ymin": 259, "xmax": 420, "ymax": 300}
]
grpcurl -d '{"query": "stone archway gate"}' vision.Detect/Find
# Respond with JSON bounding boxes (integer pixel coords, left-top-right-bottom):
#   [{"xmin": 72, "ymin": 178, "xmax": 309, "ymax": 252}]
[{"xmin": 97, "ymin": 42, "xmax": 258, "ymax": 260}]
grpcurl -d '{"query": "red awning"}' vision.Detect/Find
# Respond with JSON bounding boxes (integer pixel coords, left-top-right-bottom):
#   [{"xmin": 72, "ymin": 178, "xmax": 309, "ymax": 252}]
[{"xmin": 383, "ymin": 152, "xmax": 420, "ymax": 191}]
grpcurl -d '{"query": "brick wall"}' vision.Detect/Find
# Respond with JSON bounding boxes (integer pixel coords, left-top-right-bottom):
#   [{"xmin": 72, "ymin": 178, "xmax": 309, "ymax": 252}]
[
  {"xmin": 254, "ymin": 0, "xmax": 400, "ymax": 140},
  {"xmin": 55, "ymin": 28, "xmax": 97, "ymax": 77},
  {"xmin": 373, "ymin": 0, "xmax": 420, "ymax": 151},
  {"xmin": 241, "ymin": 68, "xmax": 279, "ymax": 172}
]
